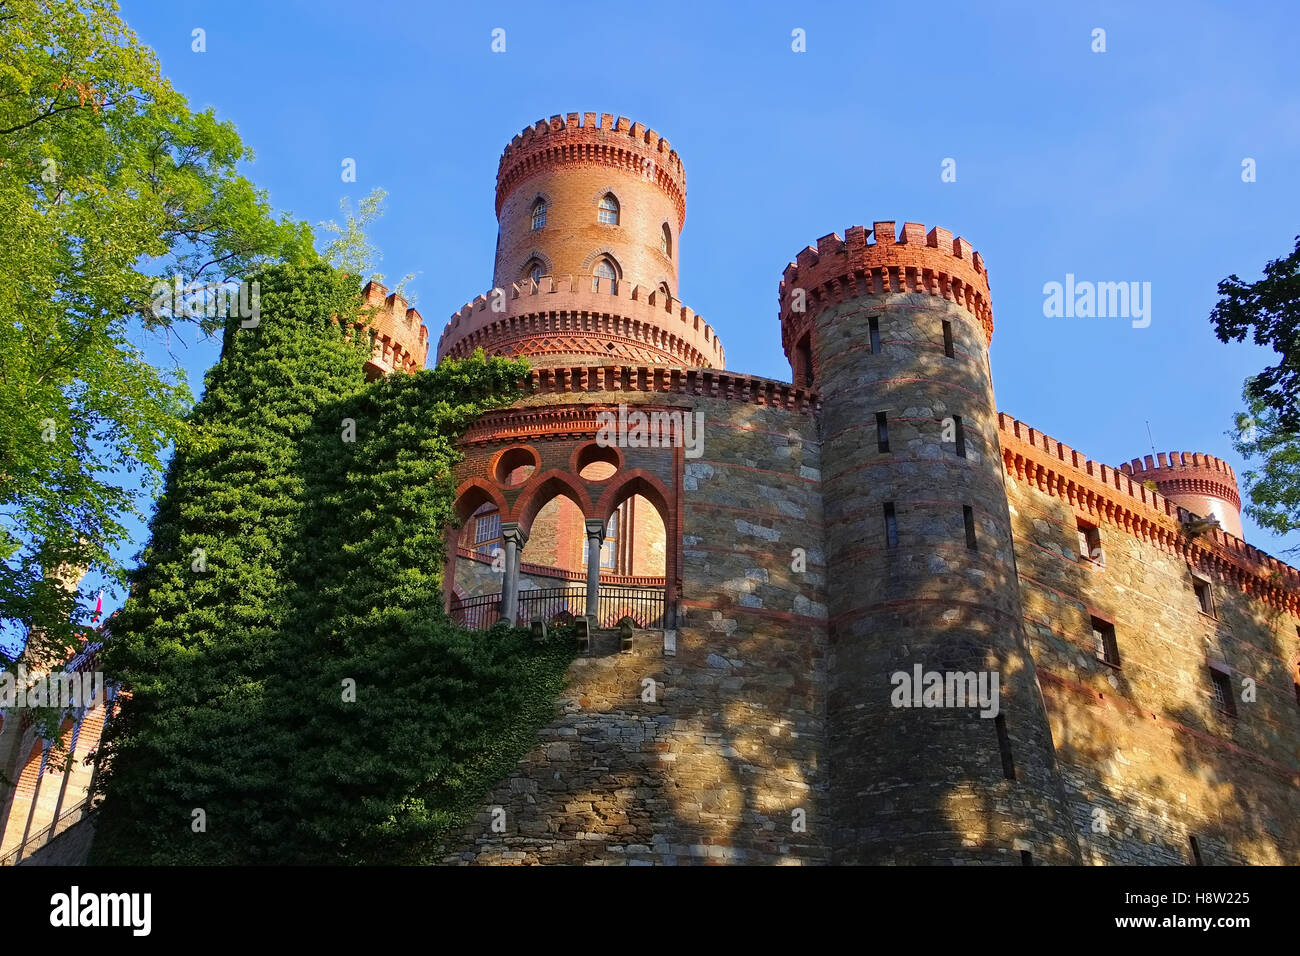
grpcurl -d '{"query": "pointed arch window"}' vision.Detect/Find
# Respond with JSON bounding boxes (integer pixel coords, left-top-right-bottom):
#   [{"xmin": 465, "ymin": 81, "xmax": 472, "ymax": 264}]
[
  {"xmin": 660, "ymin": 223, "xmax": 672, "ymax": 257},
  {"xmin": 593, "ymin": 256, "xmax": 619, "ymax": 291},
  {"xmin": 530, "ymin": 198, "xmax": 547, "ymax": 231},
  {"xmin": 597, "ymin": 193, "xmax": 620, "ymax": 225},
  {"xmin": 522, "ymin": 258, "xmax": 546, "ymax": 284}
]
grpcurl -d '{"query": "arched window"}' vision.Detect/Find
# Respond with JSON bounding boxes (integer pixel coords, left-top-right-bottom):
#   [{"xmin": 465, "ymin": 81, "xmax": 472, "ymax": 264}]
[
  {"xmin": 660, "ymin": 223, "xmax": 672, "ymax": 258},
  {"xmin": 657, "ymin": 282, "xmax": 672, "ymax": 299},
  {"xmin": 530, "ymin": 198, "xmax": 547, "ymax": 231},
  {"xmin": 597, "ymin": 193, "xmax": 620, "ymax": 225},
  {"xmin": 522, "ymin": 258, "xmax": 546, "ymax": 284},
  {"xmin": 593, "ymin": 257, "xmax": 619, "ymax": 291}
]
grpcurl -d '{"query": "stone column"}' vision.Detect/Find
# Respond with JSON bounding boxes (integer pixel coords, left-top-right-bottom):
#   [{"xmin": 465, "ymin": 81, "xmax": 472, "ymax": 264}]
[
  {"xmin": 500, "ymin": 523, "xmax": 527, "ymax": 626},
  {"xmin": 584, "ymin": 519, "xmax": 605, "ymax": 622}
]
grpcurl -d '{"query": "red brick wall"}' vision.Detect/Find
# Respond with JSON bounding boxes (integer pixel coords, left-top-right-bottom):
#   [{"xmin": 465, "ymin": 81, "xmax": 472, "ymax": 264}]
[{"xmin": 493, "ymin": 114, "xmax": 682, "ymax": 298}]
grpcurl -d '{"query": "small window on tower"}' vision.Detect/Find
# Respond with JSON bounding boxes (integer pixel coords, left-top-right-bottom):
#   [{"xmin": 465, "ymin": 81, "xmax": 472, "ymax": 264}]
[
  {"xmin": 796, "ymin": 335, "xmax": 813, "ymax": 387},
  {"xmin": 868, "ymin": 316, "xmax": 882, "ymax": 354},
  {"xmin": 598, "ymin": 193, "xmax": 620, "ymax": 225},
  {"xmin": 1210, "ymin": 667, "xmax": 1237, "ymax": 717},
  {"xmin": 942, "ymin": 320, "xmax": 955, "ymax": 358},
  {"xmin": 883, "ymin": 502, "xmax": 898, "ymax": 548},
  {"xmin": 523, "ymin": 259, "xmax": 546, "ymax": 285},
  {"xmin": 661, "ymin": 223, "xmax": 672, "ymax": 258},
  {"xmin": 876, "ymin": 412, "xmax": 890, "ymax": 453},
  {"xmin": 530, "ymin": 198, "xmax": 547, "ymax": 231},
  {"xmin": 1193, "ymin": 578, "xmax": 1214, "ymax": 617},
  {"xmin": 593, "ymin": 256, "xmax": 619, "ymax": 291},
  {"xmin": 1078, "ymin": 521, "xmax": 1102, "ymax": 565},
  {"xmin": 1092, "ymin": 616, "xmax": 1120, "ymax": 667},
  {"xmin": 963, "ymin": 505, "xmax": 978, "ymax": 550}
]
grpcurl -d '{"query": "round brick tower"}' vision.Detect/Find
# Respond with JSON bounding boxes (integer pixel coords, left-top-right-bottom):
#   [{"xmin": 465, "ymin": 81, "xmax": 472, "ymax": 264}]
[
  {"xmin": 437, "ymin": 113, "xmax": 723, "ymax": 370},
  {"xmin": 1121, "ymin": 452, "xmax": 1244, "ymax": 540},
  {"xmin": 779, "ymin": 222, "xmax": 1081, "ymax": 864}
]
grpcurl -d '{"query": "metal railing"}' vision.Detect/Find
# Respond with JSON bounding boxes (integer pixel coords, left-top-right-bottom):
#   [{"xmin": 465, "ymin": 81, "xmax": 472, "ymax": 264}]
[
  {"xmin": 451, "ymin": 585, "xmax": 665, "ymax": 631},
  {"xmin": 0, "ymin": 796, "xmax": 94, "ymax": 867},
  {"xmin": 450, "ymin": 592, "xmax": 503, "ymax": 629}
]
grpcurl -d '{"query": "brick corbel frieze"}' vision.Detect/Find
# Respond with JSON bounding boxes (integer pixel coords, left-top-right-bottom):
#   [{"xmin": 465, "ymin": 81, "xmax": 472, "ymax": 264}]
[
  {"xmin": 461, "ymin": 365, "xmax": 819, "ymax": 447},
  {"xmin": 998, "ymin": 412, "xmax": 1300, "ymax": 619}
]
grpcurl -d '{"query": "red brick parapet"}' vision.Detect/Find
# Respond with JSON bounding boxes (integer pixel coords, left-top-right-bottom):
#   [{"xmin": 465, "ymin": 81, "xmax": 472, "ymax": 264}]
[
  {"xmin": 497, "ymin": 112, "xmax": 687, "ymax": 229},
  {"xmin": 778, "ymin": 222, "xmax": 994, "ymax": 368},
  {"xmin": 436, "ymin": 276, "xmax": 724, "ymax": 369},
  {"xmin": 1120, "ymin": 452, "xmax": 1244, "ymax": 538},
  {"xmin": 998, "ymin": 412, "xmax": 1300, "ymax": 617},
  {"xmin": 358, "ymin": 280, "xmax": 429, "ymax": 375}
]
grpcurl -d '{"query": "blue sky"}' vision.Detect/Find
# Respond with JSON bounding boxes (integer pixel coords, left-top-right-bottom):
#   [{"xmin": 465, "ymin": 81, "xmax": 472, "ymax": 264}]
[{"xmin": 91, "ymin": 0, "xmax": 1300, "ymax": 614}]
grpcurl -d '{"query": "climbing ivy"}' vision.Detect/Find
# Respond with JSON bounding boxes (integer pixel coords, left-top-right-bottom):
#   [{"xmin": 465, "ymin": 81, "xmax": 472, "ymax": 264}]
[{"xmin": 90, "ymin": 261, "xmax": 570, "ymax": 864}]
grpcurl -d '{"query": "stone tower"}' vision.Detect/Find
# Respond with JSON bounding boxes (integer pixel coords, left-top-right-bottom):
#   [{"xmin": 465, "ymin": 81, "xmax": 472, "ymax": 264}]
[
  {"xmin": 1121, "ymin": 452, "xmax": 1244, "ymax": 540},
  {"xmin": 437, "ymin": 113, "xmax": 723, "ymax": 370},
  {"xmin": 779, "ymin": 223, "xmax": 1082, "ymax": 864}
]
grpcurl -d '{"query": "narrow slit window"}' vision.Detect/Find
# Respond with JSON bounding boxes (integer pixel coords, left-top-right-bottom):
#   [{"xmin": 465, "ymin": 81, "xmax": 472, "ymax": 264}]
[
  {"xmin": 1189, "ymin": 835, "xmax": 1204, "ymax": 866},
  {"xmin": 953, "ymin": 414, "xmax": 966, "ymax": 458},
  {"xmin": 796, "ymin": 335, "xmax": 813, "ymax": 388},
  {"xmin": 883, "ymin": 502, "xmax": 898, "ymax": 549},
  {"xmin": 868, "ymin": 316, "xmax": 881, "ymax": 354},
  {"xmin": 876, "ymin": 411, "xmax": 890, "ymax": 453},
  {"xmin": 1020, "ymin": 850, "xmax": 1032, "ymax": 866},
  {"xmin": 995, "ymin": 714, "xmax": 1015, "ymax": 780},
  {"xmin": 942, "ymin": 320, "xmax": 955, "ymax": 357},
  {"xmin": 963, "ymin": 505, "xmax": 978, "ymax": 550}
]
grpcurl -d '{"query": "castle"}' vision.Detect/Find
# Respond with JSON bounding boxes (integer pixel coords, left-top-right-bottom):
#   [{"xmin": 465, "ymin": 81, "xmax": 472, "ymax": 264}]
[{"xmin": 4, "ymin": 111, "xmax": 1299, "ymax": 865}]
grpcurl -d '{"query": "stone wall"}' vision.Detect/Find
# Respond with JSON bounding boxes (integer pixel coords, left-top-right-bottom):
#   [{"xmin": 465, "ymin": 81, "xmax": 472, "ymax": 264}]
[
  {"xmin": 442, "ymin": 387, "xmax": 830, "ymax": 864},
  {"xmin": 812, "ymin": 288, "xmax": 1080, "ymax": 865},
  {"xmin": 1004, "ymin": 471, "xmax": 1300, "ymax": 864}
]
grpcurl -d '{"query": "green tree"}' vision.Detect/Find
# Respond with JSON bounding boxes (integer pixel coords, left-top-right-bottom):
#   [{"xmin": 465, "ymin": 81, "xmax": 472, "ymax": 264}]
[
  {"xmin": 1212, "ymin": 237, "xmax": 1300, "ymax": 546},
  {"xmin": 1212, "ymin": 236, "xmax": 1300, "ymax": 431},
  {"xmin": 1231, "ymin": 398, "xmax": 1300, "ymax": 547},
  {"xmin": 0, "ymin": 0, "xmax": 311, "ymax": 666},
  {"xmin": 89, "ymin": 261, "xmax": 371, "ymax": 864}
]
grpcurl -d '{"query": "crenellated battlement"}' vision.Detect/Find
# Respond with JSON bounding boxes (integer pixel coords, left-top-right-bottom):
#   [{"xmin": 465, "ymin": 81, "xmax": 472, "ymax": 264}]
[
  {"xmin": 358, "ymin": 280, "xmax": 430, "ymax": 376},
  {"xmin": 998, "ymin": 413, "xmax": 1297, "ymax": 612},
  {"xmin": 1120, "ymin": 449, "xmax": 1242, "ymax": 531},
  {"xmin": 1122, "ymin": 451, "xmax": 1238, "ymax": 485},
  {"xmin": 437, "ymin": 276, "xmax": 723, "ymax": 369},
  {"xmin": 496, "ymin": 112, "xmax": 687, "ymax": 228},
  {"xmin": 778, "ymin": 222, "xmax": 993, "ymax": 361}
]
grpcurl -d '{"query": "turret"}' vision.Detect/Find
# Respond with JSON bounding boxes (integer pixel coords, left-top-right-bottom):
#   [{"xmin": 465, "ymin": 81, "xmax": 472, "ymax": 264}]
[
  {"xmin": 779, "ymin": 222, "xmax": 1080, "ymax": 864},
  {"xmin": 1121, "ymin": 452, "xmax": 1244, "ymax": 540},
  {"xmin": 358, "ymin": 280, "xmax": 429, "ymax": 378},
  {"xmin": 437, "ymin": 113, "xmax": 722, "ymax": 370}
]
